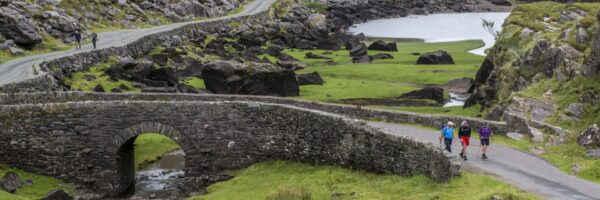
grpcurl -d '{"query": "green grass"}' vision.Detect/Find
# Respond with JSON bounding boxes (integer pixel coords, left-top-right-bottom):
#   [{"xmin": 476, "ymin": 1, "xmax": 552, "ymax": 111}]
[
  {"xmin": 180, "ymin": 77, "xmax": 206, "ymax": 89},
  {"xmin": 287, "ymin": 40, "xmax": 484, "ymax": 104},
  {"xmin": 0, "ymin": 166, "xmax": 75, "ymax": 200},
  {"xmin": 190, "ymin": 161, "xmax": 537, "ymax": 200},
  {"xmin": 0, "ymin": 32, "xmax": 70, "ymax": 64},
  {"xmin": 134, "ymin": 133, "xmax": 181, "ymax": 171},
  {"xmin": 62, "ymin": 57, "xmax": 140, "ymax": 92}
]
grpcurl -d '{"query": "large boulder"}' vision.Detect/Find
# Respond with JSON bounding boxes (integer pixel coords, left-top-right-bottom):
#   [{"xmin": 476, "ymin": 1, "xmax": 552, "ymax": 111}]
[
  {"xmin": 0, "ymin": 6, "xmax": 42, "ymax": 45},
  {"xmin": 398, "ymin": 87, "xmax": 445, "ymax": 104},
  {"xmin": 578, "ymin": 124, "xmax": 600, "ymax": 147},
  {"xmin": 490, "ymin": 0, "xmax": 512, "ymax": 6},
  {"xmin": 442, "ymin": 77, "xmax": 473, "ymax": 93},
  {"xmin": 297, "ymin": 71, "xmax": 324, "ymax": 85},
  {"xmin": 40, "ymin": 189, "xmax": 73, "ymax": 200},
  {"xmin": 105, "ymin": 58, "xmax": 155, "ymax": 82},
  {"xmin": 416, "ymin": 50, "xmax": 455, "ymax": 64},
  {"xmin": 372, "ymin": 53, "xmax": 394, "ymax": 59},
  {"xmin": 1, "ymin": 171, "xmax": 21, "ymax": 193},
  {"xmin": 202, "ymin": 61, "xmax": 300, "ymax": 96},
  {"xmin": 368, "ymin": 40, "xmax": 398, "ymax": 51}
]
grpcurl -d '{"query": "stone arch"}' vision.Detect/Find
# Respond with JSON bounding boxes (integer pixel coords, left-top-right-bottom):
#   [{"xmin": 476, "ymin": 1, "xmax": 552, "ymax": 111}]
[{"xmin": 112, "ymin": 122, "xmax": 194, "ymax": 196}]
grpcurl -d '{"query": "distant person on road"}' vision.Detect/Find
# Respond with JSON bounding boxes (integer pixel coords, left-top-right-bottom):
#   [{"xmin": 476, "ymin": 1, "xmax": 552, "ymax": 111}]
[
  {"xmin": 91, "ymin": 32, "xmax": 98, "ymax": 49},
  {"xmin": 458, "ymin": 121, "xmax": 471, "ymax": 161},
  {"xmin": 479, "ymin": 123, "xmax": 493, "ymax": 159},
  {"xmin": 74, "ymin": 32, "xmax": 82, "ymax": 50},
  {"xmin": 440, "ymin": 121, "xmax": 455, "ymax": 153}
]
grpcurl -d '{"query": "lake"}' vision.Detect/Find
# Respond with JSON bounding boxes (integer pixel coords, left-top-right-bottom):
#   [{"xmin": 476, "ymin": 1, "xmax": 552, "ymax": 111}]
[{"xmin": 349, "ymin": 12, "xmax": 511, "ymax": 56}]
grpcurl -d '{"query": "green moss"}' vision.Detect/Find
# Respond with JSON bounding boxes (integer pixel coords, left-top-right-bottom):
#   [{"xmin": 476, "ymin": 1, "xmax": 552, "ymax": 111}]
[
  {"xmin": 62, "ymin": 57, "xmax": 140, "ymax": 92},
  {"xmin": 0, "ymin": 166, "xmax": 75, "ymax": 200},
  {"xmin": 303, "ymin": 2, "xmax": 328, "ymax": 14},
  {"xmin": 180, "ymin": 77, "xmax": 205, "ymax": 89},
  {"xmin": 134, "ymin": 133, "xmax": 181, "ymax": 171},
  {"xmin": 190, "ymin": 161, "xmax": 537, "ymax": 200}
]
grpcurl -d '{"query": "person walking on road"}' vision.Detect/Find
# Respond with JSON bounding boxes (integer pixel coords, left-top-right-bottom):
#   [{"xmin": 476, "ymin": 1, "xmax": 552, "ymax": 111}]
[
  {"xmin": 440, "ymin": 121, "xmax": 455, "ymax": 153},
  {"xmin": 458, "ymin": 121, "xmax": 471, "ymax": 161},
  {"xmin": 91, "ymin": 32, "xmax": 98, "ymax": 49},
  {"xmin": 479, "ymin": 123, "xmax": 493, "ymax": 159},
  {"xmin": 74, "ymin": 32, "xmax": 82, "ymax": 50}
]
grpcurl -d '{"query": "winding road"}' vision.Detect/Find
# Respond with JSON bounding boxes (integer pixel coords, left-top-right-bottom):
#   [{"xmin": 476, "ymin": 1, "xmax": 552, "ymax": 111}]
[
  {"xmin": 0, "ymin": 0, "xmax": 277, "ymax": 86},
  {"xmin": 1, "ymin": 0, "xmax": 600, "ymax": 199},
  {"xmin": 369, "ymin": 122, "xmax": 600, "ymax": 200}
]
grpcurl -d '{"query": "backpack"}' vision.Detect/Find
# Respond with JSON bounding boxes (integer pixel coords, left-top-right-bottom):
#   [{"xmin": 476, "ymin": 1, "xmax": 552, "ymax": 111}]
[{"xmin": 442, "ymin": 127, "xmax": 454, "ymax": 139}]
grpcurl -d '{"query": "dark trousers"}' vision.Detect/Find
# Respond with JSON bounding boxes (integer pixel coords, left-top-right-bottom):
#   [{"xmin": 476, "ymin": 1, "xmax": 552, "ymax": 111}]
[
  {"xmin": 92, "ymin": 40, "xmax": 97, "ymax": 49},
  {"xmin": 444, "ymin": 138, "xmax": 453, "ymax": 152}
]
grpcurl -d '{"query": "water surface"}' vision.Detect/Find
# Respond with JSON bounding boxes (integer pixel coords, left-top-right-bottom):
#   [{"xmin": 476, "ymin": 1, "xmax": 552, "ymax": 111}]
[{"xmin": 349, "ymin": 12, "xmax": 510, "ymax": 55}]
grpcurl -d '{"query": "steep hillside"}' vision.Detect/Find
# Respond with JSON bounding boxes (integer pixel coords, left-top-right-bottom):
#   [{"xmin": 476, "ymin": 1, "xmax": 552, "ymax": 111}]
[
  {"xmin": 466, "ymin": 2, "xmax": 600, "ymax": 182},
  {"xmin": 0, "ymin": 0, "xmax": 244, "ymax": 62}
]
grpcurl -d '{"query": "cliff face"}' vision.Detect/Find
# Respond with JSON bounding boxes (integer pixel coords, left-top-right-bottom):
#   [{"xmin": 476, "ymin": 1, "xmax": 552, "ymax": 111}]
[{"xmin": 466, "ymin": 2, "xmax": 600, "ymax": 139}]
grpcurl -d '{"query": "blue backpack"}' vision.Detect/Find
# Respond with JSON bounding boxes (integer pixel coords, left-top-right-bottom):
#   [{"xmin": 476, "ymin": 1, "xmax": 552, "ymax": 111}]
[{"xmin": 442, "ymin": 127, "xmax": 454, "ymax": 139}]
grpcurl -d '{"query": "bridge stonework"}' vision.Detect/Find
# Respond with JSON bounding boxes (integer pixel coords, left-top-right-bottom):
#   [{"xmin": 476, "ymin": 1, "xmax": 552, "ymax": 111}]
[{"xmin": 0, "ymin": 93, "xmax": 458, "ymax": 197}]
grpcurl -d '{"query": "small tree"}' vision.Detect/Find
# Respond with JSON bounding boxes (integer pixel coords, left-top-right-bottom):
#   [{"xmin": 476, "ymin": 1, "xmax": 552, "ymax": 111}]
[{"xmin": 482, "ymin": 19, "xmax": 500, "ymax": 39}]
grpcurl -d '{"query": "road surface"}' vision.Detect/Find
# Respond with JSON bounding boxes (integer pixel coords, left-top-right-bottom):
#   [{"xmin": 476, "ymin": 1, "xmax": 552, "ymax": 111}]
[
  {"xmin": 369, "ymin": 121, "xmax": 600, "ymax": 200},
  {"xmin": 0, "ymin": 0, "xmax": 277, "ymax": 86}
]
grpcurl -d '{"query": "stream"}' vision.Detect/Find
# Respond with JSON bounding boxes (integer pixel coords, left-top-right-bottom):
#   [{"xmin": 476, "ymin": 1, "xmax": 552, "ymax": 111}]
[{"xmin": 129, "ymin": 149, "xmax": 186, "ymax": 200}]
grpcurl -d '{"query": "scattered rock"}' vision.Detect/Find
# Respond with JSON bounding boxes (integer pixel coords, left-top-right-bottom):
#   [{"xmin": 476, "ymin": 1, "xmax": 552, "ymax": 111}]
[
  {"xmin": 276, "ymin": 61, "xmax": 306, "ymax": 71},
  {"xmin": 367, "ymin": 40, "xmax": 398, "ymax": 51},
  {"xmin": 530, "ymin": 127, "xmax": 545, "ymax": 143},
  {"xmin": 83, "ymin": 75, "xmax": 96, "ymax": 81},
  {"xmin": 530, "ymin": 147, "xmax": 545, "ymax": 155},
  {"xmin": 322, "ymin": 51, "xmax": 332, "ymax": 55},
  {"xmin": 0, "ymin": 39, "xmax": 15, "ymax": 50},
  {"xmin": 0, "ymin": 6, "xmax": 43, "ymax": 45},
  {"xmin": 571, "ymin": 163, "xmax": 580, "ymax": 175},
  {"xmin": 202, "ymin": 61, "xmax": 299, "ymax": 96},
  {"xmin": 110, "ymin": 88, "xmax": 122, "ymax": 93},
  {"xmin": 105, "ymin": 58, "xmax": 154, "ymax": 82},
  {"xmin": 586, "ymin": 148, "xmax": 600, "ymax": 159},
  {"xmin": 40, "ymin": 189, "xmax": 73, "ymax": 200},
  {"xmin": 506, "ymin": 132, "xmax": 524, "ymax": 141},
  {"xmin": 352, "ymin": 55, "xmax": 373, "ymax": 64},
  {"xmin": 416, "ymin": 50, "xmax": 455, "ymax": 64},
  {"xmin": 442, "ymin": 77, "xmax": 473, "ymax": 93},
  {"xmin": 8, "ymin": 47, "xmax": 27, "ymax": 56},
  {"xmin": 577, "ymin": 124, "xmax": 600, "ymax": 147},
  {"xmin": 141, "ymin": 87, "xmax": 178, "ymax": 93},
  {"xmin": 297, "ymin": 72, "xmax": 324, "ymax": 85},
  {"xmin": 491, "ymin": 194, "xmax": 504, "ymax": 200},
  {"xmin": 490, "ymin": 0, "xmax": 511, "ymax": 6},
  {"xmin": 372, "ymin": 53, "xmax": 394, "ymax": 59},
  {"xmin": 564, "ymin": 103, "xmax": 584, "ymax": 118},
  {"xmin": 576, "ymin": 26, "xmax": 588, "ymax": 44},
  {"xmin": 93, "ymin": 84, "xmax": 105, "ymax": 92},
  {"xmin": 1, "ymin": 171, "xmax": 21, "ymax": 193},
  {"xmin": 520, "ymin": 27, "xmax": 534, "ymax": 39},
  {"xmin": 398, "ymin": 87, "xmax": 444, "ymax": 104},
  {"xmin": 305, "ymin": 52, "xmax": 331, "ymax": 59}
]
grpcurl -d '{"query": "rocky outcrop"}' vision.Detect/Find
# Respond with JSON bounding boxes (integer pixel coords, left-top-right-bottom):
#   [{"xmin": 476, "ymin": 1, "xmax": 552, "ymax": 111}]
[
  {"xmin": 0, "ymin": 5, "xmax": 42, "ymax": 46},
  {"xmin": 416, "ymin": 50, "xmax": 455, "ymax": 64},
  {"xmin": 398, "ymin": 87, "xmax": 445, "ymax": 104},
  {"xmin": 1, "ymin": 171, "xmax": 21, "ymax": 193},
  {"xmin": 40, "ymin": 189, "xmax": 73, "ymax": 200},
  {"xmin": 442, "ymin": 77, "xmax": 473, "ymax": 94},
  {"xmin": 202, "ymin": 60, "xmax": 299, "ymax": 96},
  {"xmin": 368, "ymin": 40, "xmax": 397, "ymax": 51},
  {"xmin": 297, "ymin": 71, "xmax": 324, "ymax": 85},
  {"xmin": 578, "ymin": 124, "xmax": 600, "ymax": 147},
  {"xmin": 583, "ymin": 13, "xmax": 600, "ymax": 76}
]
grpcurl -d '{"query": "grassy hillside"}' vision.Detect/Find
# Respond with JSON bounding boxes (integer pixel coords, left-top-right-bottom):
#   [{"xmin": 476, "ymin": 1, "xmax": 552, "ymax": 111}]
[
  {"xmin": 190, "ymin": 161, "xmax": 537, "ymax": 200},
  {"xmin": 0, "ymin": 166, "xmax": 75, "ymax": 200}
]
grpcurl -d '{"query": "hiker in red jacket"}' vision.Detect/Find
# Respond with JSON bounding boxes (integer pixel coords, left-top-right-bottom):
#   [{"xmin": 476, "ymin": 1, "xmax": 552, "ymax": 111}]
[{"xmin": 458, "ymin": 121, "xmax": 471, "ymax": 161}]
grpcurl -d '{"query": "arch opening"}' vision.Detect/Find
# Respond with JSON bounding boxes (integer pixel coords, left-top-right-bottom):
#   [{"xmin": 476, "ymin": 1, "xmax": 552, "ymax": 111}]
[{"xmin": 116, "ymin": 132, "xmax": 186, "ymax": 199}]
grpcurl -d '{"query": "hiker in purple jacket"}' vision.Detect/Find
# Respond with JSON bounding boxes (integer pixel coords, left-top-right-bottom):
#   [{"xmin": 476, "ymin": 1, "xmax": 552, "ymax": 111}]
[{"xmin": 479, "ymin": 123, "xmax": 493, "ymax": 159}]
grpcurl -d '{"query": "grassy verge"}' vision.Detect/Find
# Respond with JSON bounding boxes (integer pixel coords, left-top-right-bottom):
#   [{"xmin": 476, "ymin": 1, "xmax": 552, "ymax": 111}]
[
  {"xmin": 0, "ymin": 166, "xmax": 75, "ymax": 200},
  {"xmin": 180, "ymin": 77, "xmax": 206, "ymax": 89},
  {"xmin": 190, "ymin": 161, "xmax": 537, "ymax": 200},
  {"xmin": 369, "ymin": 104, "xmax": 483, "ymax": 118},
  {"xmin": 134, "ymin": 133, "xmax": 181, "ymax": 171}
]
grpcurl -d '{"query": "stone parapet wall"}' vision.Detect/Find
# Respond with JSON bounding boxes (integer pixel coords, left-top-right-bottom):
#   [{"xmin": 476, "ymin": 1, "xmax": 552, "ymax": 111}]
[
  {"xmin": 0, "ymin": 92, "xmax": 509, "ymax": 134},
  {"xmin": 0, "ymin": 98, "xmax": 456, "ymax": 197}
]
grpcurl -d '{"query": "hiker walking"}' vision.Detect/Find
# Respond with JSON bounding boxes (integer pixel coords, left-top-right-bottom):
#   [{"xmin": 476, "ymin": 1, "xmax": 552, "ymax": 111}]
[
  {"xmin": 458, "ymin": 121, "xmax": 471, "ymax": 161},
  {"xmin": 440, "ymin": 121, "xmax": 455, "ymax": 153},
  {"xmin": 479, "ymin": 123, "xmax": 493, "ymax": 159},
  {"xmin": 91, "ymin": 32, "xmax": 98, "ymax": 49},
  {"xmin": 74, "ymin": 32, "xmax": 82, "ymax": 50}
]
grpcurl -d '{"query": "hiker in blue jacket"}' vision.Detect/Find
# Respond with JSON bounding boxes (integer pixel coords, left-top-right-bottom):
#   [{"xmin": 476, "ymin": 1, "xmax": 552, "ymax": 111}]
[{"xmin": 440, "ymin": 121, "xmax": 455, "ymax": 153}]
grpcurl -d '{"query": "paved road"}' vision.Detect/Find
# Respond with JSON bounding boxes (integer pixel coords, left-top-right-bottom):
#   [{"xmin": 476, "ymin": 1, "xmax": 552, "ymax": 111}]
[
  {"xmin": 368, "ymin": 122, "xmax": 600, "ymax": 200},
  {"xmin": 0, "ymin": 0, "xmax": 277, "ymax": 86}
]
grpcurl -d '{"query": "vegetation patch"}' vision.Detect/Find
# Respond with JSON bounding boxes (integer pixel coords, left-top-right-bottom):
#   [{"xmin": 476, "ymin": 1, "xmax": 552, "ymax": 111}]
[
  {"xmin": 0, "ymin": 166, "xmax": 75, "ymax": 200},
  {"xmin": 190, "ymin": 161, "xmax": 537, "ymax": 200},
  {"xmin": 180, "ymin": 77, "xmax": 206, "ymax": 89},
  {"xmin": 134, "ymin": 133, "xmax": 181, "ymax": 171},
  {"xmin": 62, "ymin": 57, "xmax": 140, "ymax": 92}
]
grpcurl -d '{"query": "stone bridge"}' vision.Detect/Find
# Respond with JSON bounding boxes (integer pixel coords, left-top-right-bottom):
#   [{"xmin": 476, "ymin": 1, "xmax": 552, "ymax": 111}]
[{"xmin": 0, "ymin": 92, "xmax": 471, "ymax": 197}]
